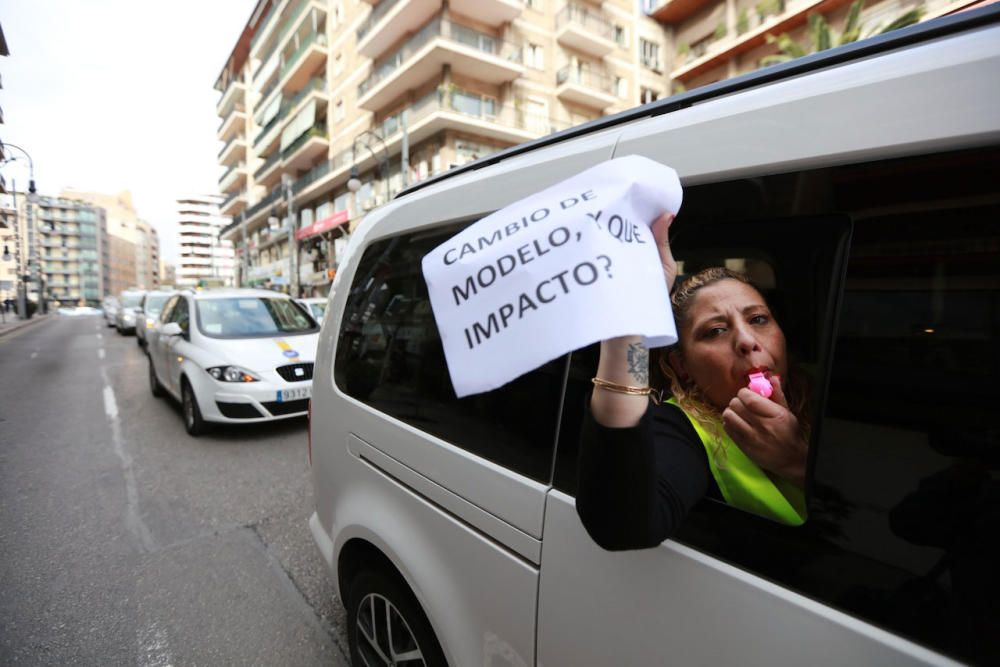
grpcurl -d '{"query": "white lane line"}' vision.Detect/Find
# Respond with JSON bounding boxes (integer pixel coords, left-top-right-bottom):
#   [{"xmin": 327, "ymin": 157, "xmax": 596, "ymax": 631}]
[
  {"xmin": 98, "ymin": 348, "xmax": 105, "ymax": 360},
  {"xmin": 138, "ymin": 621, "xmax": 174, "ymax": 667},
  {"xmin": 30, "ymin": 352, "xmax": 38, "ymax": 359},
  {"xmin": 97, "ymin": 333, "xmax": 103, "ymax": 340},
  {"xmin": 101, "ymin": 370, "xmax": 156, "ymax": 553}
]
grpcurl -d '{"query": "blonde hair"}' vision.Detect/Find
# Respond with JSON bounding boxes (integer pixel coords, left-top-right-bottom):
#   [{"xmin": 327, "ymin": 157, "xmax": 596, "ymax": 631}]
[{"xmin": 652, "ymin": 268, "xmax": 810, "ymax": 465}]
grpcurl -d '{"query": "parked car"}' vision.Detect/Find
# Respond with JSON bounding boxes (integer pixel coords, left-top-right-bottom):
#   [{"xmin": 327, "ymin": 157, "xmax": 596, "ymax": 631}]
[
  {"xmin": 115, "ymin": 290, "xmax": 146, "ymax": 334},
  {"xmin": 146, "ymin": 288, "xmax": 320, "ymax": 435},
  {"xmin": 135, "ymin": 289, "xmax": 175, "ymax": 349},
  {"xmin": 308, "ymin": 9, "xmax": 1000, "ymax": 667},
  {"xmin": 296, "ymin": 297, "xmax": 327, "ymax": 323},
  {"xmin": 102, "ymin": 296, "xmax": 120, "ymax": 328}
]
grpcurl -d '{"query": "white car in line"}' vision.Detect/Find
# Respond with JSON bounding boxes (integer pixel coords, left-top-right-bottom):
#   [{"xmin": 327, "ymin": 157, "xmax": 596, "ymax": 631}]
[
  {"xmin": 146, "ymin": 288, "xmax": 320, "ymax": 435},
  {"xmin": 296, "ymin": 297, "xmax": 328, "ymax": 323}
]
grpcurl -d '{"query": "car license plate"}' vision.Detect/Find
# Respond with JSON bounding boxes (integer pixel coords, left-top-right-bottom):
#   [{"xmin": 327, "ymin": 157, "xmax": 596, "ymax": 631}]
[{"xmin": 277, "ymin": 387, "xmax": 311, "ymax": 402}]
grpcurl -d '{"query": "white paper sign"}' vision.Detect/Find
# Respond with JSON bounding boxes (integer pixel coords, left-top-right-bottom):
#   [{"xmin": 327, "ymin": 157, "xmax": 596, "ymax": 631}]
[{"xmin": 422, "ymin": 155, "xmax": 683, "ymax": 398}]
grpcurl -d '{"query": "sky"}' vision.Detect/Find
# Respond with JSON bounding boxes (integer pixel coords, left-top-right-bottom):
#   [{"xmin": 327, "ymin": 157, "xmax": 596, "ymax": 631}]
[{"xmin": 2, "ymin": 0, "xmax": 258, "ymax": 263}]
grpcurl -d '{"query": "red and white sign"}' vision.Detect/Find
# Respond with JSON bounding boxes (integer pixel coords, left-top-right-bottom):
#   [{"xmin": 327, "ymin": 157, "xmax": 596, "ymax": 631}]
[{"xmin": 295, "ymin": 209, "xmax": 349, "ymax": 240}]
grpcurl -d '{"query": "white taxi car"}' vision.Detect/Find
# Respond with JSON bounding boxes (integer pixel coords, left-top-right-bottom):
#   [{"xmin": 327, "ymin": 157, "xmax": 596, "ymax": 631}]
[{"xmin": 146, "ymin": 288, "xmax": 320, "ymax": 435}]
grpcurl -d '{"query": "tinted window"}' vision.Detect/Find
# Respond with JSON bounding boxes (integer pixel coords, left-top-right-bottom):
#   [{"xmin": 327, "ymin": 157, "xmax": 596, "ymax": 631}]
[
  {"xmin": 170, "ymin": 297, "xmax": 190, "ymax": 333},
  {"xmin": 159, "ymin": 295, "xmax": 178, "ymax": 323},
  {"xmin": 335, "ymin": 225, "xmax": 565, "ymax": 483},
  {"xmin": 196, "ymin": 298, "xmax": 318, "ymax": 338}
]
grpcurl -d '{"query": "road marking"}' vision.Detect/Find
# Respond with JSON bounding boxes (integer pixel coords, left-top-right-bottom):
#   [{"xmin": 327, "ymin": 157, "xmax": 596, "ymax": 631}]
[
  {"xmin": 97, "ymin": 333, "xmax": 103, "ymax": 340},
  {"xmin": 138, "ymin": 621, "xmax": 174, "ymax": 667},
  {"xmin": 101, "ymin": 370, "xmax": 156, "ymax": 553},
  {"xmin": 98, "ymin": 348, "xmax": 105, "ymax": 360},
  {"xmin": 30, "ymin": 352, "xmax": 38, "ymax": 359}
]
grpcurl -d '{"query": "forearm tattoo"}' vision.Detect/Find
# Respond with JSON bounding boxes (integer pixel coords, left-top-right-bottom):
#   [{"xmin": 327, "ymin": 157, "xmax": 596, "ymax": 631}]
[{"xmin": 626, "ymin": 342, "xmax": 649, "ymax": 385}]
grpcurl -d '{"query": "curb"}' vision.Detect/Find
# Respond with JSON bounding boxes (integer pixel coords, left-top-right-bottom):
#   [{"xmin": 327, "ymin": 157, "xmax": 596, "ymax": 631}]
[{"xmin": 0, "ymin": 314, "xmax": 52, "ymax": 339}]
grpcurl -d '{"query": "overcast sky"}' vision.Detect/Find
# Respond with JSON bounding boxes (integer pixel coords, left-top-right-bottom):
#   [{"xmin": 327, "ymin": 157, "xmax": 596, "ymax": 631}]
[{"xmin": 2, "ymin": 0, "xmax": 257, "ymax": 263}]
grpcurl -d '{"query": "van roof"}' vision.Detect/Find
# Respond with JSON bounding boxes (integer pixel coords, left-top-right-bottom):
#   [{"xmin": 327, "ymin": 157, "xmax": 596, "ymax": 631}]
[{"xmin": 400, "ymin": 4, "xmax": 1000, "ymax": 200}]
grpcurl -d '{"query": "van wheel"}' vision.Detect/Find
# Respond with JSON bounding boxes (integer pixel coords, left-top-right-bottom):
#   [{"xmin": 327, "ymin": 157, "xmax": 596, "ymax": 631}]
[
  {"xmin": 347, "ymin": 570, "xmax": 447, "ymax": 667},
  {"xmin": 149, "ymin": 357, "xmax": 165, "ymax": 398},
  {"xmin": 181, "ymin": 379, "xmax": 207, "ymax": 436}
]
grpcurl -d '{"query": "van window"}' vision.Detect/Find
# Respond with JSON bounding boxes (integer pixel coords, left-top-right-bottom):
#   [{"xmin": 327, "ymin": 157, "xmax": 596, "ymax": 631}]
[
  {"xmin": 554, "ymin": 147, "xmax": 999, "ymax": 664},
  {"xmin": 334, "ymin": 224, "xmax": 566, "ymax": 483}
]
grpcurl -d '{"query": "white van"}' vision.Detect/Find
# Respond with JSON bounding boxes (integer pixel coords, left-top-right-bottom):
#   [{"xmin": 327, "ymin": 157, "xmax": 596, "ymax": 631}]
[{"xmin": 310, "ymin": 8, "xmax": 1000, "ymax": 666}]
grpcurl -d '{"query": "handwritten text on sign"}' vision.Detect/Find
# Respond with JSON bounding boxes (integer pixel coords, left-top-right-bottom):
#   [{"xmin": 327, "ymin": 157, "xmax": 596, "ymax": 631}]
[{"xmin": 422, "ymin": 155, "xmax": 683, "ymax": 398}]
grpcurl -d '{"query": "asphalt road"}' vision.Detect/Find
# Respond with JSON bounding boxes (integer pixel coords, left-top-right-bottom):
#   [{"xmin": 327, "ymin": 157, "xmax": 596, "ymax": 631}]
[{"xmin": 0, "ymin": 314, "xmax": 349, "ymax": 666}]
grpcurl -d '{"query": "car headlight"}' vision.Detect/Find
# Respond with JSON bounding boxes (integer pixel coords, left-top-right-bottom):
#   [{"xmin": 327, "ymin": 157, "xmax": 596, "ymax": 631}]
[{"xmin": 206, "ymin": 365, "xmax": 261, "ymax": 383}]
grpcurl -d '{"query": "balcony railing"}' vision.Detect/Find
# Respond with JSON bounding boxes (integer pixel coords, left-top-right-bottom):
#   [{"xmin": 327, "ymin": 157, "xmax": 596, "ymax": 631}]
[
  {"xmin": 221, "ymin": 189, "xmax": 247, "ymax": 212},
  {"xmin": 245, "ymin": 187, "xmax": 284, "ymax": 221},
  {"xmin": 555, "ymin": 3, "xmax": 614, "ymax": 41},
  {"xmin": 556, "ymin": 65, "xmax": 614, "ymax": 93},
  {"xmin": 218, "ymin": 136, "xmax": 245, "ymax": 159},
  {"xmin": 254, "ymin": 151, "xmax": 282, "ymax": 179},
  {"xmin": 357, "ymin": 0, "xmax": 403, "ymax": 42},
  {"xmin": 255, "ymin": 111, "xmax": 284, "ymax": 147},
  {"xmin": 281, "ymin": 31, "xmax": 328, "ymax": 79},
  {"xmin": 281, "ymin": 124, "xmax": 328, "ymax": 158},
  {"xmin": 255, "ymin": 79, "xmax": 281, "ymax": 113},
  {"xmin": 359, "ymin": 19, "xmax": 521, "ymax": 97},
  {"xmin": 253, "ymin": 0, "xmax": 312, "ymax": 78},
  {"xmin": 286, "ymin": 77, "xmax": 325, "ymax": 112},
  {"xmin": 251, "ymin": 0, "xmax": 286, "ymax": 50}
]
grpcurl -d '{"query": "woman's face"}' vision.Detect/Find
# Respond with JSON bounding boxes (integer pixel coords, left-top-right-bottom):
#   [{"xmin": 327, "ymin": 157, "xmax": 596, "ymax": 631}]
[{"xmin": 670, "ymin": 279, "xmax": 787, "ymax": 410}]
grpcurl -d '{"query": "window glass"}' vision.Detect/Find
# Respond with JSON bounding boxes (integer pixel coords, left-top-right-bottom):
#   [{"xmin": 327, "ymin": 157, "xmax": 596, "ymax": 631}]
[
  {"xmin": 171, "ymin": 297, "xmax": 190, "ymax": 333},
  {"xmin": 335, "ymin": 224, "xmax": 566, "ymax": 483},
  {"xmin": 196, "ymin": 297, "xmax": 318, "ymax": 338},
  {"xmin": 553, "ymin": 147, "xmax": 999, "ymax": 664}
]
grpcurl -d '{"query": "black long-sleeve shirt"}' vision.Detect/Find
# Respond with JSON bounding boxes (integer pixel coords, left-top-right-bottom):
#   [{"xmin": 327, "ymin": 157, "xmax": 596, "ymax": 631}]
[{"xmin": 576, "ymin": 398, "xmax": 722, "ymax": 550}]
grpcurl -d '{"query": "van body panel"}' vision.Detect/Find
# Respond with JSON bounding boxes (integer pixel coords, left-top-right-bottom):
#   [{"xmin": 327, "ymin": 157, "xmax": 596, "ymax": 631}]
[
  {"xmin": 613, "ymin": 24, "xmax": 1000, "ymax": 183},
  {"xmin": 348, "ymin": 434, "xmax": 543, "ymax": 563},
  {"xmin": 330, "ymin": 458, "xmax": 538, "ymax": 667},
  {"xmin": 536, "ymin": 492, "xmax": 959, "ymax": 667}
]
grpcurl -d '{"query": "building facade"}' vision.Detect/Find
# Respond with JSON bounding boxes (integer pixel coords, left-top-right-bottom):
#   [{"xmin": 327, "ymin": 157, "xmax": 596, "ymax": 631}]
[
  {"xmin": 175, "ymin": 195, "xmax": 235, "ymax": 286},
  {"xmin": 215, "ymin": 0, "xmax": 979, "ymax": 296},
  {"xmin": 15, "ymin": 194, "xmax": 108, "ymax": 307},
  {"xmin": 60, "ymin": 190, "xmax": 161, "ymax": 296}
]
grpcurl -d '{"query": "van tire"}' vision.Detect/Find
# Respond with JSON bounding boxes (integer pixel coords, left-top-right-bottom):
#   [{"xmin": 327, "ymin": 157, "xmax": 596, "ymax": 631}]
[{"xmin": 347, "ymin": 569, "xmax": 447, "ymax": 667}]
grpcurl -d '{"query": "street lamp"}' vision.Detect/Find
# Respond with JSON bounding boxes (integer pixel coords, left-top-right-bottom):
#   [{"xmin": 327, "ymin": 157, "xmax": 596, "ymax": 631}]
[
  {"xmin": 0, "ymin": 142, "xmax": 40, "ymax": 318},
  {"xmin": 346, "ymin": 130, "xmax": 391, "ymax": 206}
]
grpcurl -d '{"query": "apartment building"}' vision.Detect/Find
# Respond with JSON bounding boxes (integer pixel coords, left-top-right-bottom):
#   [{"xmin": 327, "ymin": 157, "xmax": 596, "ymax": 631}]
[
  {"xmin": 0, "ymin": 203, "xmax": 16, "ymax": 305},
  {"xmin": 215, "ymin": 0, "xmax": 977, "ymax": 297},
  {"xmin": 17, "ymin": 195, "xmax": 109, "ymax": 307},
  {"xmin": 61, "ymin": 189, "xmax": 161, "ymax": 295},
  {"xmin": 175, "ymin": 195, "xmax": 235, "ymax": 287},
  {"xmin": 215, "ymin": 0, "xmax": 671, "ymax": 295}
]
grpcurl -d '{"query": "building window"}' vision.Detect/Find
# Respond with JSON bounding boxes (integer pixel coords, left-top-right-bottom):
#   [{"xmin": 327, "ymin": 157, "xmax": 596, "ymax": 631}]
[
  {"xmin": 640, "ymin": 38, "xmax": 661, "ymax": 71},
  {"xmin": 526, "ymin": 0, "xmax": 543, "ymax": 9},
  {"xmin": 640, "ymin": 87, "xmax": 659, "ymax": 104},
  {"xmin": 334, "ymin": 53, "xmax": 343, "ymax": 77},
  {"xmin": 335, "ymin": 100, "xmax": 345, "ymax": 123},
  {"xmin": 614, "ymin": 25, "xmax": 627, "ymax": 47},
  {"xmin": 524, "ymin": 43, "xmax": 544, "ymax": 70},
  {"xmin": 615, "ymin": 76, "xmax": 627, "ymax": 98}
]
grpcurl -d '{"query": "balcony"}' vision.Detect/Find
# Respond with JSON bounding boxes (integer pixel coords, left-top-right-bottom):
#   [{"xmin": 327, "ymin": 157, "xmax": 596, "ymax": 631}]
[
  {"xmin": 216, "ymin": 80, "xmax": 246, "ymax": 117},
  {"xmin": 358, "ymin": 18, "xmax": 524, "ymax": 112},
  {"xmin": 669, "ymin": 0, "xmax": 840, "ymax": 82},
  {"xmin": 281, "ymin": 123, "xmax": 329, "ymax": 171},
  {"xmin": 254, "ymin": 149, "xmax": 284, "ymax": 187},
  {"xmin": 220, "ymin": 190, "xmax": 247, "ymax": 217},
  {"xmin": 451, "ymin": 0, "xmax": 522, "ymax": 25},
  {"xmin": 219, "ymin": 136, "xmax": 248, "ymax": 165},
  {"xmin": 219, "ymin": 162, "xmax": 248, "ymax": 193},
  {"xmin": 555, "ymin": 4, "xmax": 617, "ymax": 58},
  {"xmin": 357, "ymin": 0, "xmax": 441, "ymax": 59},
  {"xmin": 555, "ymin": 65, "xmax": 618, "ymax": 110},
  {"xmin": 279, "ymin": 30, "xmax": 329, "ymax": 93},
  {"xmin": 647, "ymin": 0, "xmax": 713, "ymax": 23},
  {"xmin": 217, "ymin": 110, "xmax": 247, "ymax": 142},
  {"xmin": 250, "ymin": 0, "xmax": 289, "ymax": 56}
]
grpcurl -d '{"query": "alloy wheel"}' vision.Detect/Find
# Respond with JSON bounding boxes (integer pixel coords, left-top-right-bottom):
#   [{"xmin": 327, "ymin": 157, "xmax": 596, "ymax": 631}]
[{"xmin": 355, "ymin": 593, "xmax": 426, "ymax": 666}]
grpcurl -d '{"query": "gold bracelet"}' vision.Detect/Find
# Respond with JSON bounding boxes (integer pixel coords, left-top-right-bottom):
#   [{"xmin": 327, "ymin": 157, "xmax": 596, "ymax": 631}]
[{"xmin": 591, "ymin": 377, "xmax": 653, "ymax": 397}]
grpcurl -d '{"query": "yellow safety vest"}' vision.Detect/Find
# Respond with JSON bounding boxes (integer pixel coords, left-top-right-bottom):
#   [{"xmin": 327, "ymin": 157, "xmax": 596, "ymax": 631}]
[{"xmin": 667, "ymin": 398, "xmax": 807, "ymax": 526}]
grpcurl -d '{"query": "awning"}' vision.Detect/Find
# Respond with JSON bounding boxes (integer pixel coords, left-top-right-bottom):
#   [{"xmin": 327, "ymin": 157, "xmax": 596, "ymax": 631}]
[{"xmin": 295, "ymin": 209, "xmax": 349, "ymax": 241}]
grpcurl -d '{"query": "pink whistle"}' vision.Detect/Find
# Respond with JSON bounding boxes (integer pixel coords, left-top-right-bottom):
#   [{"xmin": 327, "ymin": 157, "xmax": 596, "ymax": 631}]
[{"xmin": 747, "ymin": 371, "xmax": 773, "ymax": 398}]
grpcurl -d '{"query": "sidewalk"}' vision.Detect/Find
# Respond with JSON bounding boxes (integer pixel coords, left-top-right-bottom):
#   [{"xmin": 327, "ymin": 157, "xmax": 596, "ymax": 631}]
[{"xmin": 0, "ymin": 312, "xmax": 53, "ymax": 338}]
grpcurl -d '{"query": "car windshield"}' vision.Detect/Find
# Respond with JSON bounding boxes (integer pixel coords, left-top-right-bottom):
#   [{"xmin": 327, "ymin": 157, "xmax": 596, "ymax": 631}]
[
  {"xmin": 145, "ymin": 294, "xmax": 171, "ymax": 315},
  {"xmin": 121, "ymin": 294, "xmax": 143, "ymax": 308},
  {"xmin": 196, "ymin": 297, "xmax": 318, "ymax": 338},
  {"xmin": 308, "ymin": 302, "xmax": 326, "ymax": 318}
]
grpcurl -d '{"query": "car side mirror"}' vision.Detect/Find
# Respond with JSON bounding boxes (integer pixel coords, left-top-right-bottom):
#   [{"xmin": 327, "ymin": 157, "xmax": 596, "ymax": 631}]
[{"xmin": 162, "ymin": 322, "xmax": 183, "ymax": 337}]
